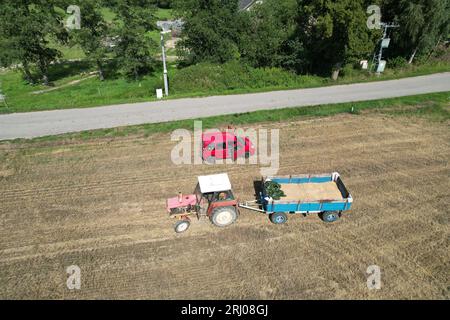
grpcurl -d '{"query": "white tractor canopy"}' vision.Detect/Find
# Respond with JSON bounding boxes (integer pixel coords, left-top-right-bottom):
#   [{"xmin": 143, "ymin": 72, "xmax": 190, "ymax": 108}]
[{"xmin": 198, "ymin": 173, "xmax": 232, "ymax": 193}]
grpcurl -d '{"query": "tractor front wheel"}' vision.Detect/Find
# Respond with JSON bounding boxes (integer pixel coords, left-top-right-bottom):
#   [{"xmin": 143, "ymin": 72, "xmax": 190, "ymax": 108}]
[
  {"xmin": 174, "ymin": 220, "xmax": 190, "ymax": 233},
  {"xmin": 210, "ymin": 206, "xmax": 237, "ymax": 227}
]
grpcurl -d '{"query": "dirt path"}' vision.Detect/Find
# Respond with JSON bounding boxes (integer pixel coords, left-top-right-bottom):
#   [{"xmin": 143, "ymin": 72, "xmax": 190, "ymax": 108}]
[
  {"xmin": 30, "ymin": 73, "xmax": 98, "ymax": 95},
  {"xmin": 0, "ymin": 113, "xmax": 448, "ymax": 299}
]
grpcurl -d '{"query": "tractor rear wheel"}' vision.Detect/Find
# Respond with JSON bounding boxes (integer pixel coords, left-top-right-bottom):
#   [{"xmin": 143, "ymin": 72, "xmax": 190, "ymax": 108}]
[
  {"xmin": 174, "ymin": 220, "xmax": 190, "ymax": 233},
  {"xmin": 210, "ymin": 206, "xmax": 237, "ymax": 227}
]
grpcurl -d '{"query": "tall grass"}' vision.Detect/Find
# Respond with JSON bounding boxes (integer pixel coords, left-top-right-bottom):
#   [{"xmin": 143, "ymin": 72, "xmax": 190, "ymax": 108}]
[{"xmin": 171, "ymin": 61, "xmax": 326, "ymax": 94}]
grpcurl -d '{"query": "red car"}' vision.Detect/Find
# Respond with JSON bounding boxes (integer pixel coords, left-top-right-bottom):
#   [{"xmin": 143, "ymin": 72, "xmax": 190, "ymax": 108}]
[{"xmin": 202, "ymin": 131, "xmax": 255, "ymax": 162}]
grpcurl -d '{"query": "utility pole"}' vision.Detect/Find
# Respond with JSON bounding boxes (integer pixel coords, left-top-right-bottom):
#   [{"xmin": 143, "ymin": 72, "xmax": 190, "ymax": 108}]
[
  {"xmin": 157, "ymin": 19, "xmax": 184, "ymax": 97},
  {"xmin": 161, "ymin": 32, "xmax": 169, "ymax": 96},
  {"xmin": 372, "ymin": 22, "xmax": 400, "ymax": 74}
]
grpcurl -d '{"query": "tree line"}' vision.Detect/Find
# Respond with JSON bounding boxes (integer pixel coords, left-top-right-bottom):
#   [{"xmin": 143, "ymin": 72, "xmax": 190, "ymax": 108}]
[
  {"xmin": 0, "ymin": 0, "xmax": 448, "ymax": 86},
  {"xmin": 176, "ymin": 0, "xmax": 449, "ymax": 76},
  {"xmin": 0, "ymin": 0, "xmax": 160, "ymax": 84}
]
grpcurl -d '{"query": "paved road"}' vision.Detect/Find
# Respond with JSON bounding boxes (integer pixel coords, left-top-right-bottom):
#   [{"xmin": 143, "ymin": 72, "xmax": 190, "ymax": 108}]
[{"xmin": 1, "ymin": 72, "xmax": 449, "ymax": 140}]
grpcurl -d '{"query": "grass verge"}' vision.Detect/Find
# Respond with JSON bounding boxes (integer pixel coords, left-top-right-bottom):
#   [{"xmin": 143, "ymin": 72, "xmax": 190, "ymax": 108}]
[
  {"xmin": 1, "ymin": 59, "xmax": 449, "ymax": 114},
  {"xmin": 3, "ymin": 91, "xmax": 448, "ymax": 146}
]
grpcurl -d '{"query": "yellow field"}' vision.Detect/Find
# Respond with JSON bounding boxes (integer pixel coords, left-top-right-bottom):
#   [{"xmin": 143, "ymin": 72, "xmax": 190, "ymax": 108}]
[{"xmin": 0, "ymin": 112, "xmax": 448, "ymax": 299}]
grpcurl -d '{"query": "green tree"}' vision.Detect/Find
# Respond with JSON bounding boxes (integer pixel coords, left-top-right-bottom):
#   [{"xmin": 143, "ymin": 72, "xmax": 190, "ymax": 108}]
[
  {"xmin": 174, "ymin": 0, "xmax": 245, "ymax": 64},
  {"xmin": 69, "ymin": 0, "xmax": 110, "ymax": 80},
  {"xmin": 0, "ymin": 33, "xmax": 22, "ymax": 69},
  {"xmin": 382, "ymin": 0, "xmax": 450, "ymax": 64},
  {"xmin": 111, "ymin": 0, "xmax": 158, "ymax": 80},
  {"xmin": 239, "ymin": 0, "xmax": 298, "ymax": 68},
  {"xmin": 287, "ymin": 0, "xmax": 379, "ymax": 78},
  {"xmin": 156, "ymin": 0, "xmax": 173, "ymax": 8},
  {"xmin": 0, "ymin": 0, "xmax": 67, "ymax": 85}
]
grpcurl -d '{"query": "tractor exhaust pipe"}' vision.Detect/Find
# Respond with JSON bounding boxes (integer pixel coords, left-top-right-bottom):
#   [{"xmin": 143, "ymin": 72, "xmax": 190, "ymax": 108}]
[{"xmin": 178, "ymin": 192, "xmax": 183, "ymax": 203}]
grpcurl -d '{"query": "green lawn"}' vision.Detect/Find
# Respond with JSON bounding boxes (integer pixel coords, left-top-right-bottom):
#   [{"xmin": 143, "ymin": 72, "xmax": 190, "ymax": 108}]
[
  {"xmin": 1, "ymin": 58, "xmax": 449, "ymax": 114},
  {"xmin": 0, "ymin": 65, "xmax": 166, "ymax": 112}
]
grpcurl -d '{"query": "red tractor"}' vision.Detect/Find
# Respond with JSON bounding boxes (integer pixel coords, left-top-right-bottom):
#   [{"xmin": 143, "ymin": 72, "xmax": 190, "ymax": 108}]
[{"xmin": 166, "ymin": 173, "xmax": 239, "ymax": 233}]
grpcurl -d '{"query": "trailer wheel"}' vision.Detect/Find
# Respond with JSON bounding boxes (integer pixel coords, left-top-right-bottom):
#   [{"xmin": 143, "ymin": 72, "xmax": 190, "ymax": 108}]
[
  {"xmin": 210, "ymin": 207, "xmax": 237, "ymax": 227},
  {"xmin": 174, "ymin": 220, "xmax": 190, "ymax": 233},
  {"xmin": 270, "ymin": 212, "xmax": 288, "ymax": 224},
  {"xmin": 320, "ymin": 212, "xmax": 340, "ymax": 223}
]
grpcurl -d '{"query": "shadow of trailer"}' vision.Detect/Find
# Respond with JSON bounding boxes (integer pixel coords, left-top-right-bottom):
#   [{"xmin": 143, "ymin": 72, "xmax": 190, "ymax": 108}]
[{"xmin": 239, "ymin": 172, "xmax": 353, "ymax": 224}]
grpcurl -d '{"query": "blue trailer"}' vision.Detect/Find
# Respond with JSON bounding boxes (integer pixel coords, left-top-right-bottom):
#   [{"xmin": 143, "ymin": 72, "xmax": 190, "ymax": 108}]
[{"xmin": 239, "ymin": 172, "xmax": 353, "ymax": 224}]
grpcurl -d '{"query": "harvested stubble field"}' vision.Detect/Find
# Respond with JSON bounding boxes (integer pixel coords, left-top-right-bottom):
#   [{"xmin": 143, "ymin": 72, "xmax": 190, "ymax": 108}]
[{"xmin": 0, "ymin": 111, "xmax": 448, "ymax": 299}]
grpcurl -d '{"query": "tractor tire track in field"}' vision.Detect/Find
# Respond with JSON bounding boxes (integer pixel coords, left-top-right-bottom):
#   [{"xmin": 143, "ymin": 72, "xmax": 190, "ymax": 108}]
[
  {"xmin": 1, "ymin": 133, "xmax": 446, "ymax": 201},
  {"xmin": 0, "ymin": 113, "xmax": 449, "ymax": 299}
]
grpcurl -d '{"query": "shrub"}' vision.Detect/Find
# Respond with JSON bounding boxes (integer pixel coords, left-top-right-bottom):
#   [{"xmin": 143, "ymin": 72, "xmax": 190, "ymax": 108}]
[
  {"xmin": 341, "ymin": 63, "xmax": 363, "ymax": 78},
  {"xmin": 170, "ymin": 61, "xmax": 326, "ymax": 94},
  {"xmin": 388, "ymin": 56, "xmax": 408, "ymax": 69}
]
